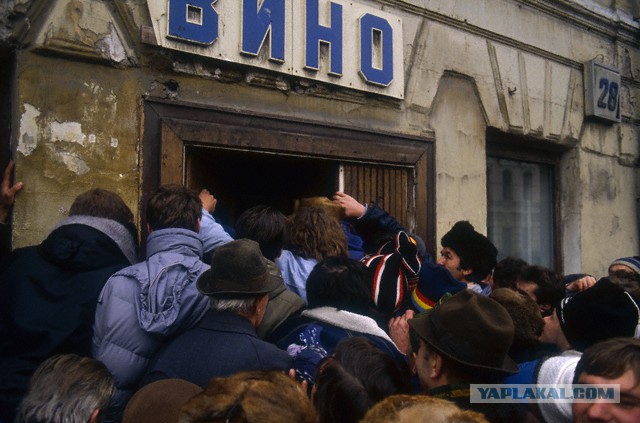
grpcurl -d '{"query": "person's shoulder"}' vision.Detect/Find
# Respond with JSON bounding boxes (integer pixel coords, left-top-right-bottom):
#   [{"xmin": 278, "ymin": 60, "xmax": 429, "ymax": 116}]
[
  {"xmin": 266, "ymin": 314, "xmax": 315, "ymax": 344},
  {"xmin": 106, "ymin": 261, "xmax": 148, "ymax": 279},
  {"xmin": 536, "ymin": 350, "xmax": 581, "ymax": 385},
  {"xmin": 278, "ymin": 249, "xmax": 295, "ymax": 262},
  {"xmin": 99, "ymin": 263, "xmax": 148, "ymax": 296},
  {"xmin": 252, "ymin": 336, "xmax": 293, "ymax": 364},
  {"xmin": 271, "ymin": 288, "xmax": 305, "ymax": 309},
  {"xmin": 254, "ymin": 335, "xmax": 290, "ymax": 353},
  {"xmin": 0, "ymin": 244, "xmax": 39, "ymax": 270},
  {"xmin": 362, "ymin": 332, "xmax": 407, "ymax": 362}
]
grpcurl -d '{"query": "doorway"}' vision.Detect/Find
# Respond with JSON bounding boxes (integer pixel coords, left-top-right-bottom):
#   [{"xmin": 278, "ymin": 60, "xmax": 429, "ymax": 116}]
[
  {"xmin": 142, "ymin": 99, "xmax": 435, "ymax": 252},
  {"xmin": 186, "ymin": 146, "xmax": 340, "ymax": 226}
]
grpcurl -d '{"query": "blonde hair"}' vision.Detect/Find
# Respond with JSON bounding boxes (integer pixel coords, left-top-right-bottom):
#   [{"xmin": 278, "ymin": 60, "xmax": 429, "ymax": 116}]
[
  {"xmin": 178, "ymin": 371, "xmax": 315, "ymax": 423},
  {"xmin": 295, "ymin": 197, "xmax": 344, "ymax": 221},
  {"xmin": 360, "ymin": 395, "xmax": 489, "ymax": 423},
  {"xmin": 287, "ymin": 206, "xmax": 347, "ymax": 260}
]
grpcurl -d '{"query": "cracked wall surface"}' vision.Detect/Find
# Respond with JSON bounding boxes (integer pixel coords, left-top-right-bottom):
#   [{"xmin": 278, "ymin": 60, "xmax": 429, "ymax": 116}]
[{"xmin": 2, "ymin": 0, "xmax": 639, "ymax": 276}]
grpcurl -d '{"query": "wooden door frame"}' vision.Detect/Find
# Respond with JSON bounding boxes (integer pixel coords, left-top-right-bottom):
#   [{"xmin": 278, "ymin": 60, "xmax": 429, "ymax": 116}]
[{"xmin": 141, "ymin": 98, "xmax": 436, "ymax": 253}]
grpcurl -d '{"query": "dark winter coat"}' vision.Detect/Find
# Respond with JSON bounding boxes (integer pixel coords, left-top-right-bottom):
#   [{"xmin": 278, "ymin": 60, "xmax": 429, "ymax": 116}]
[
  {"xmin": 0, "ymin": 216, "xmax": 136, "ymax": 422},
  {"xmin": 142, "ymin": 310, "xmax": 292, "ymax": 388}
]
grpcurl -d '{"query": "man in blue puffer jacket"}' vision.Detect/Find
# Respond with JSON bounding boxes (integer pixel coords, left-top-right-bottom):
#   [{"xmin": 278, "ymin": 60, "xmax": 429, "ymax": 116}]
[{"xmin": 92, "ymin": 185, "xmax": 211, "ymax": 422}]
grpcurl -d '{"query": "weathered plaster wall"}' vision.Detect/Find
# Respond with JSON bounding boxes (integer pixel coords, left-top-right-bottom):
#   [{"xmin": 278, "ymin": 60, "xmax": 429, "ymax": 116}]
[
  {"xmin": 429, "ymin": 74, "xmax": 488, "ymax": 235},
  {"xmin": 13, "ymin": 54, "xmax": 140, "ymax": 246},
  {"xmin": 572, "ymin": 123, "xmax": 640, "ymax": 274},
  {"xmin": 394, "ymin": 1, "xmax": 640, "ymax": 276},
  {"xmin": 4, "ymin": 0, "xmax": 639, "ymax": 278}
]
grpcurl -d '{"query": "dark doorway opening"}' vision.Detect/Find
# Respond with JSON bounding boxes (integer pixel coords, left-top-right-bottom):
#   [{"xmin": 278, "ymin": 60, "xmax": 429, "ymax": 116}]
[
  {"xmin": 186, "ymin": 145, "xmax": 339, "ymax": 226},
  {"xmin": 1, "ymin": 47, "xmax": 15, "ymax": 253},
  {"xmin": 142, "ymin": 100, "xmax": 435, "ymax": 253}
]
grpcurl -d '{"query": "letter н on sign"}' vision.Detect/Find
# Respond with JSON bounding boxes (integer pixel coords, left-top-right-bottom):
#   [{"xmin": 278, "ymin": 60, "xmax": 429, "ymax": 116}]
[{"xmin": 147, "ymin": 0, "xmax": 404, "ymax": 99}]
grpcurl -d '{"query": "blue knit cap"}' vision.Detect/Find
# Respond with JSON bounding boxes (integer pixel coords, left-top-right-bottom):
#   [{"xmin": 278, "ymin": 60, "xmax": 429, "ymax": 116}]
[
  {"xmin": 609, "ymin": 256, "xmax": 640, "ymax": 274},
  {"xmin": 411, "ymin": 260, "xmax": 466, "ymax": 313}
]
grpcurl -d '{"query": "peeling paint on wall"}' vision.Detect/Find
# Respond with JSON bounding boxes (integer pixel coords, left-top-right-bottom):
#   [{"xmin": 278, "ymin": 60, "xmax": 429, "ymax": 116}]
[
  {"xmin": 50, "ymin": 121, "xmax": 86, "ymax": 145},
  {"xmin": 84, "ymin": 82, "xmax": 101, "ymax": 95},
  {"xmin": 80, "ymin": 83, "xmax": 118, "ymax": 123},
  {"xmin": 18, "ymin": 104, "xmax": 41, "ymax": 156},
  {"xmin": 57, "ymin": 152, "xmax": 90, "ymax": 175},
  {"xmin": 96, "ymin": 23, "xmax": 127, "ymax": 63}
]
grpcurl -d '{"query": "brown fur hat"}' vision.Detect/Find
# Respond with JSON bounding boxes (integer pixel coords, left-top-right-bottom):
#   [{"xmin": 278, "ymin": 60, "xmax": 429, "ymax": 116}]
[
  {"xmin": 490, "ymin": 288, "xmax": 545, "ymax": 349},
  {"xmin": 178, "ymin": 371, "xmax": 315, "ymax": 423},
  {"xmin": 360, "ymin": 394, "xmax": 489, "ymax": 423},
  {"xmin": 123, "ymin": 379, "xmax": 202, "ymax": 423}
]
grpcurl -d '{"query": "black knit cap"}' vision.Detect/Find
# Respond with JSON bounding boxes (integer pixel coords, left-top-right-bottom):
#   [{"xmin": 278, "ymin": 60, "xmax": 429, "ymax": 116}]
[
  {"xmin": 556, "ymin": 278, "xmax": 640, "ymax": 352},
  {"xmin": 441, "ymin": 221, "xmax": 498, "ymax": 282}
]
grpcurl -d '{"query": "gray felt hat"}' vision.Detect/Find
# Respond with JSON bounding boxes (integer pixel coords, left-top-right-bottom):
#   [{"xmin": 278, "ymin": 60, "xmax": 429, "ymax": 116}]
[{"xmin": 197, "ymin": 239, "xmax": 282, "ymax": 296}]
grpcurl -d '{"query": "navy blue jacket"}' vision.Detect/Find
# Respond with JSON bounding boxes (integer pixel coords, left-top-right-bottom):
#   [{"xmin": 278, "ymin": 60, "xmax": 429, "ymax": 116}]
[
  {"xmin": 142, "ymin": 310, "xmax": 292, "ymax": 388},
  {"xmin": 268, "ymin": 308, "xmax": 408, "ymax": 385},
  {"xmin": 352, "ymin": 203, "xmax": 406, "ymax": 253},
  {"xmin": 0, "ymin": 216, "xmax": 136, "ymax": 423}
]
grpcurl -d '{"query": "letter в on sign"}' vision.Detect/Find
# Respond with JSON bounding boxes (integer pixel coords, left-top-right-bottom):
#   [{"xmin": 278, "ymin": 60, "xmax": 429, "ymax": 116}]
[
  {"xmin": 168, "ymin": 0, "xmax": 219, "ymax": 45},
  {"xmin": 241, "ymin": 0, "xmax": 286, "ymax": 62}
]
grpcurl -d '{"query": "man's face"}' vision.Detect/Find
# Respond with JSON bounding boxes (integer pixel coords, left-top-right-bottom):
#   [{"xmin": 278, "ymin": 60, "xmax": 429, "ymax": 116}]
[
  {"xmin": 437, "ymin": 247, "xmax": 467, "ymax": 281},
  {"xmin": 609, "ymin": 264, "xmax": 636, "ymax": 274},
  {"xmin": 540, "ymin": 309, "xmax": 561, "ymax": 344},
  {"xmin": 516, "ymin": 280, "xmax": 538, "ymax": 302},
  {"xmin": 414, "ymin": 340, "xmax": 435, "ymax": 391},
  {"xmin": 573, "ymin": 371, "xmax": 640, "ymax": 423},
  {"xmin": 540, "ymin": 308, "xmax": 573, "ymax": 350},
  {"xmin": 516, "ymin": 280, "xmax": 553, "ymax": 316}
]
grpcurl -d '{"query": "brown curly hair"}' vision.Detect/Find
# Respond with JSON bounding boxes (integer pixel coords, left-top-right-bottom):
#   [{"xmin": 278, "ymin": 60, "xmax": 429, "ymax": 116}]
[{"xmin": 286, "ymin": 207, "xmax": 347, "ymax": 261}]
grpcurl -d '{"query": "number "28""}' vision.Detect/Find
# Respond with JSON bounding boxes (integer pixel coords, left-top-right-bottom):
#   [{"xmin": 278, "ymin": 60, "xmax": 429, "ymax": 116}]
[{"xmin": 597, "ymin": 78, "xmax": 619, "ymax": 112}]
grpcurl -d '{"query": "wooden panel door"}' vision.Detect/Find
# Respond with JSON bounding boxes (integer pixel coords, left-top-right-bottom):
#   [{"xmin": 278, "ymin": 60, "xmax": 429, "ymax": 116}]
[{"xmin": 341, "ymin": 163, "xmax": 416, "ymax": 233}]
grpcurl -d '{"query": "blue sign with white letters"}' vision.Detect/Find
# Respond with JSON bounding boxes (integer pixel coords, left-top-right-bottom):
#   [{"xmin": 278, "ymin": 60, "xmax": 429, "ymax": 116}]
[{"xmin": 149, "ymin": 0, "xmax": 404, "ymax": 98}]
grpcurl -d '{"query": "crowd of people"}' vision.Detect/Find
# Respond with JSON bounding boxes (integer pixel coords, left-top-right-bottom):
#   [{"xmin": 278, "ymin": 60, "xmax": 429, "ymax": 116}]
[{"xmin": 0, "ymin": 161, "xmax": 639, "ymax": 423}]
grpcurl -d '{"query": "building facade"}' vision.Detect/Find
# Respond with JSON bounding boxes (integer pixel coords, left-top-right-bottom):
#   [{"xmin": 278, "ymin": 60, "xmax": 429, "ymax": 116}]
[{"xmin": 1, "ymin": 0, "xmax": 638, "ymax": 276}]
